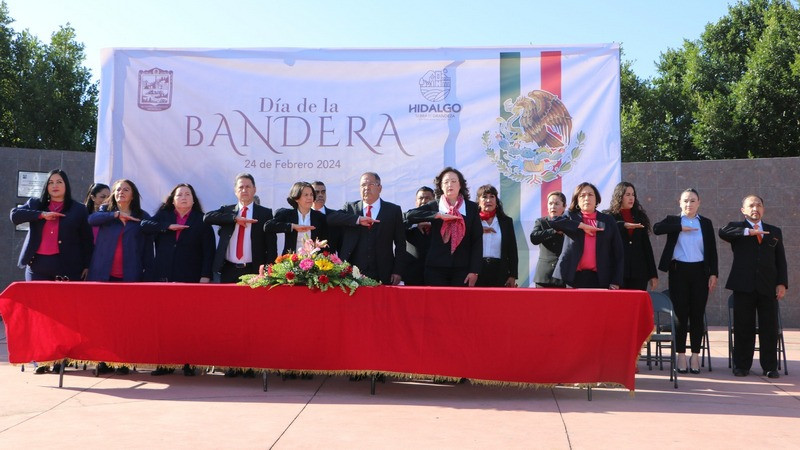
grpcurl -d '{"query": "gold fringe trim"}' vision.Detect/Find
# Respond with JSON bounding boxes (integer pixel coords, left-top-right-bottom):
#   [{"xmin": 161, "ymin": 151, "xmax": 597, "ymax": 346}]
[{"xmin": 15, "ymin": 360, "xmax": 637, "ymax": 391}]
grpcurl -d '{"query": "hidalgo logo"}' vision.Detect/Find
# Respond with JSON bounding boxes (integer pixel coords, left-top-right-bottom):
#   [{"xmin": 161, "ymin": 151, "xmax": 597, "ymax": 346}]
[
  {"xmin": 138, "ymin": 68, "xmax": 173, "ymax": 111},
  {"xmin": 410, "ymin": 69, "xmax": 462, "ymax": 115},
  {"xmin": 483, "ymin": 90, "xmax": 585, "ymax": 184},
  {"xmin": 419, "ymin": 70, "xmax": 450, "ymax": 102}
]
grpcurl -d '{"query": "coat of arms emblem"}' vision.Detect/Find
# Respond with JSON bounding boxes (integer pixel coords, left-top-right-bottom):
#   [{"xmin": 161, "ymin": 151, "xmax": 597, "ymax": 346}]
[
  {"xmin": 483, "ymin": 90, "xmax": 585, "ymax": 184},
  {"xmin": 138, "ymin": 68, "xmax": 173, "ymax": 111}
]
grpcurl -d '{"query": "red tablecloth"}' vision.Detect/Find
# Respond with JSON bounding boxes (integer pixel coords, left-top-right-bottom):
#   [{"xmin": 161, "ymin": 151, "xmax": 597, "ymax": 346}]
[{"xmin": 0, "ymin": 282, "xmax": 653, "ymax": 390}]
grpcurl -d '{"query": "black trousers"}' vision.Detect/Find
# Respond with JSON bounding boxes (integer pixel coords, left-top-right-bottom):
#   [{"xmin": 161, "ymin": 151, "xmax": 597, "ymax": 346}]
[
  {"xmin": 733, "ymin": 290, "xmax": 779, "ymax": 372},
  {"xmin": 220, "ymin": 262, "xmax": 258, "ymax": 284},
  {"xmin": 668, "ymin": 261, "xmax": 708, "ymax": 353},
  {"xmin": 475, "ymin": 257, "xmax": 510, "ymax": 287},
  {"xmin": 571, "ymin": 270, "xmax": 601, "ymax": 289},
  {"xmin": 622, "ymin": 276, "xmax": 649, "ymax": 291},
  {"xmin": 424, "ymin": 265, "xmax": 471, "ymax": 287}
]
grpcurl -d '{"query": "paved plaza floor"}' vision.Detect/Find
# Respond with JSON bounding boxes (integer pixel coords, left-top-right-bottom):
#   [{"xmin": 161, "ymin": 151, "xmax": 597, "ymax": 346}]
[{"xmin": 1, "ymin": 325, "xmax": 798, "ymax": 448}]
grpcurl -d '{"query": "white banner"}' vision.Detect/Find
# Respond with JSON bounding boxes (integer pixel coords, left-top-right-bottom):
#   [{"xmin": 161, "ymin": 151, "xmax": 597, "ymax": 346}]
[{"xmin": 96, "ymin": 45, "xmax": 621, "ymax": 286}]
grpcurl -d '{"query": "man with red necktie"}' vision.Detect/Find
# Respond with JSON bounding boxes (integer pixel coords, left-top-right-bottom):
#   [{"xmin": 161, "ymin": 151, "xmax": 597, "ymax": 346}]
[
  {"xmin": 338, "ymin": 172, "xmax": 407, "ymax": 285},
  {"xmin": 204, "ymin": 173, "xmax": 277, "ymax": 284},
  {"xmin": 719, "ymin": 194, "xmax": 788, "ymax": 379}
]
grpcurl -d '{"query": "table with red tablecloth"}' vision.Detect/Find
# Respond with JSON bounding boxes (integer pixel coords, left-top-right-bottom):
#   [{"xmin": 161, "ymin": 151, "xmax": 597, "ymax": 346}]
[{"xmin": 0, "ymin": 282, "xmax": 653, "ymax": 390}]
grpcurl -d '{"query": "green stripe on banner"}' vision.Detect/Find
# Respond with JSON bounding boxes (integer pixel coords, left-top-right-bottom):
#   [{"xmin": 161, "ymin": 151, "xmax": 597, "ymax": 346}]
[{"xmin": 499, "ymin": 52, "xmax": 530, "ymax": 287}]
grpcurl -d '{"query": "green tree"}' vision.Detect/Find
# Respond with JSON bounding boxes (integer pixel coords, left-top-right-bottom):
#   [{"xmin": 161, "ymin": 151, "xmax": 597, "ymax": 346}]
[
  {"xmin": 0, "ymin": 1, "xmax": 97, "ymax": 151},
  {"xmin": 621, "ymin": 0, "xmax": 800, "ymax": 161}
]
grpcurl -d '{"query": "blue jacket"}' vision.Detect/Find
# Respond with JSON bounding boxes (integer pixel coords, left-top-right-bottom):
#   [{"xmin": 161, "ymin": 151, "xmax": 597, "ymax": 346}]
[
  {"xmin": 10, "ymin": 198, "xmax": 94, "ymax": 279},
  {"xmin": 87, "ymin": 206, "xmax": 158, "ymax": 281},
  {"xmin": 550, "ymin": 210, "xmax": 624, "ymax": 287}
]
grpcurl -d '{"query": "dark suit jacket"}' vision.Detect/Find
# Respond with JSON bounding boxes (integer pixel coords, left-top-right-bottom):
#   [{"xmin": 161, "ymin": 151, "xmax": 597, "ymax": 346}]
[
  {"xmin": 491, "ymin": 214, "xmax": 519, "ymax": 279},
  {"xmin": 266, "ymin": 207, "xmax": 329, "ymax": 255},
  {"xmin": 11, "ymin": 198, "xmax": 94, "ymax": 279},
  {"xmin": 402, "ymin": 217, "xmax": 431, "ymax": 286},
  {"xmin": 719, "ymin": 221, "xmax": 788, "ymax": 296},
  {"xmin": 529, "ymin": 216, "xmax": 565, "ymax": 286},
  {"xmin": 87, "ymin": 207, "xmax": 158, "ymax": 282},
  {"xmin": 653, "ymin": 215, "xmax": 718, "ymax": 277},
  {"xmin": 406, "ymin": 199, "xmax": 483, "ymax": 274},
  {"xmin": 203, "ymin": 203, "xmax": 278, "ymax": 273},
  {"xmin": 338, "ymin": 199, "xmax": 407, "ymax": 284},
  {"xmin": 608, "ymin": 210, "xmax": 658, "ymax": 282},
  {"xmin": 316, "ymin": 206, "xmax": 343, "ymax": 253},
  {"xmin": 151, "ymin": 209, "xmax": 216, "ymax": 282},
  {"xmin": 550, "ymin": 210, "xmax": 624, "ymax": 287}
]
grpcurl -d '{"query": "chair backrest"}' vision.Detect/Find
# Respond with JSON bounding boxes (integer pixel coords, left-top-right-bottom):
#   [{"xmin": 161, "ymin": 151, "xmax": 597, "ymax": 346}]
[{"xmin": 649, "ymin": 291, "xmax": 675, "ymax": 333}]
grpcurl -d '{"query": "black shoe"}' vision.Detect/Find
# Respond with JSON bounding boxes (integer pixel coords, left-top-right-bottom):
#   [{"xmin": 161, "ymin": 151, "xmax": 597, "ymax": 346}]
[
  {"xmin": 733, "ymin": 368, "xmax": 750, "ymax": 377},
  {"xmin": 677, "ymin": 368, "xmax": 688, "ymax": 374},
  {"xmin": 690, "ymin": 368, "xmax": 701, "ymax": 375},
  {"xmin": 224, "ymin": 368, "xmax": 239, "ymax": 378},
  {"xmin": 151, "ymin": 366, "xmax": 174, "ymax": 376},
  {"xmin": 243, "ymin": 369, "xmax": 255, "ymax": 378},
  {"xmin": 115, "ymin": 366, "xmax": 130, "ymax": 375},
  {"xmin": 34, "ymin": 365, "xmax": 50, "ymax": 374},
  {"xmin": 182, "ymin": 364, "xmax": 195, "ymax": 377},
  {"xmin": 349, "ymin": 375, "xmax": 364, "ymax": 381},
  {"xmin": 300, "ymin": 373, "xmax": 314, "ymax": 380},
  {"xmin": 52, "ymin": 362, "xmax": 62, "ymax": 373},
  {"xmin": 96, "ymin": 362, "xmax": 114, "ymax": 374},
  {"xmin": 763, "ymin": 370, "xmax": 780, "ymax": 379}
]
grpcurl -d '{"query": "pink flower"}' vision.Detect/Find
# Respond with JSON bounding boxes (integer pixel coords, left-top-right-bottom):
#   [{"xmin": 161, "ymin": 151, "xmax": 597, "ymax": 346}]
[
  {"xmin": 258, "ymin": 265, "xmax": 266, "ymax": 276},
  {"xmin": 318, "ymin": 275, "xmax": 329, "ymax": 284},
  {"xmin": 329, "ymin": 254, "xmax": 342, "ymax": 264},
  {"xmin": 299, "ymin": 259, "xmax": 314, "ymax": 270},
  {"xmin": 267, "ymin": 265, "xmax": 273, "ymax": 275}
]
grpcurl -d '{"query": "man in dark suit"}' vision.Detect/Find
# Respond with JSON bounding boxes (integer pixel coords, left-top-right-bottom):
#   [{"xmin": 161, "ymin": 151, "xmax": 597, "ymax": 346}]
[
  {"xmin": 311, "ymin": 180, "xmax": 343, "ymax": 253},
  {"xmin": 719, "ymin": 194, "xmax": 788, "ymax": 379},
  {"xmin": 338, "ymin": 172, "xmax": 407, "ymax": 285},
  {"xmin": 203, "ymin": 173, "xmax": 277, "ymax": 284},
  {"xmin": 403, "ymin": 186, "xmax": 435, "ymax": 285},
  {"xmin": 529, "ymin": 191, "xmax": 567, "ymax": 288}
]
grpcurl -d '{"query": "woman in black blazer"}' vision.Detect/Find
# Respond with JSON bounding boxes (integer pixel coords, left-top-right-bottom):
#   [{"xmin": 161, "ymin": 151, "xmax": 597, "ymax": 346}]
[
  {"xmin": 549, "ymin": 182, "xmax": 624, "ymax": 289},
  {"xmin": 474, "ymin": 184, "xmax": 518, "ymax": 287},
  {"xmin": 406, "ymin": 167, "xmax": 483, "ymax": 287},
  {"xmin": 605, "ymin": 181, "xmax": 658, "ymax": 291},
  {"xmin": 530, "ymin": 191, "xmax": 567, "ymax": 288},
  {"xmin": 151, "ymin": 183, "xmax": 215, "ymax": 283},
  {"xmin": 10, "ymin": 169, "xmax": 94, "ymax": 282},
  {"xmin": 653, "ymin": 188, "xmax": 718, "ymax": 374},
  {"xmin": 266, "ymin": 181, "xmax": 329, "ymax": 255},
  {"xmin": 150, "ymin": 183, "xmax": 215, "ymax": 377}
]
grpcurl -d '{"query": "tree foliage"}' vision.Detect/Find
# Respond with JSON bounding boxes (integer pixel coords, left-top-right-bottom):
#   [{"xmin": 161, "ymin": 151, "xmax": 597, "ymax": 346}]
[
  {"xmin": 0, "ymin": 1, "xmax": 97, "ymax": 151},
  {"xmin": 621, "ymin": 0, "xmax": 800, "ymax": 161}
]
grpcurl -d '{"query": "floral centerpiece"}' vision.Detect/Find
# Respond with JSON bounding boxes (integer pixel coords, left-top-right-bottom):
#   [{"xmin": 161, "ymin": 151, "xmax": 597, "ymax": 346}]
[{"xmin": 239, "ymin": 238, "xmax": 380, "ymax": 295}]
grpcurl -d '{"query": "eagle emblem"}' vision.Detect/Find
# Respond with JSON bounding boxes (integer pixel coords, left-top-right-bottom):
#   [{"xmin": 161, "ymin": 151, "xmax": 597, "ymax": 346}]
[{"xmin": 483, "ymin": 89, "xmax": 585, "ymax": 184}]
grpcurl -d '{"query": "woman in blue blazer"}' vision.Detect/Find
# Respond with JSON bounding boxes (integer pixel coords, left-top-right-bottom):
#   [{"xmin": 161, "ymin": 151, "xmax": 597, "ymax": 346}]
[
  {"xmin": 550, "ymin": 182, "xmax": 624, "ymax": 289},
  {"xmin": 266, "ymin": 181, "xmax": 329, "ymax": 254},
  {"xmin": 88, "ymin": 179, "xmax": 158, "ymax": 282},
  {"xmin": 11, "ymin": 169, "xmax": 93, "ymax": 281},
  {"xmin": 151, "ymin": 183, "xmax": 215, "ymax": 283}
]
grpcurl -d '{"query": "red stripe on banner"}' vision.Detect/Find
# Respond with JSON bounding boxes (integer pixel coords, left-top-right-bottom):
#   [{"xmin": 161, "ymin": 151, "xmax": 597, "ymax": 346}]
[{"xmin": 541, "ymin": 51, "xmax": 562, "ymax": 217}]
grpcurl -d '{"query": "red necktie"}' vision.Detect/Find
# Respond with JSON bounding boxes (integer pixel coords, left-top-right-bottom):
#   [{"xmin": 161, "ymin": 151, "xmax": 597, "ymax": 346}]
[
  {"xmin": 366, "ymin": 205, "xmax": 372, "ymax": 229},
  {"xmin": 754, "ymin": 223, "xmax": 762, "ymax": 244},
  {"xmin": 236, "ymin": 206, "xmax": 248, "ymax": 259}
]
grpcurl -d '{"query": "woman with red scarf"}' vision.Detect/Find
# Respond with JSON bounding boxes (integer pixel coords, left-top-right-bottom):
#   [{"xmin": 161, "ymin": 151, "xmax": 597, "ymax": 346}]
[
  {"xmin": 549, "ymin": 182, "xmax": 624, "ymax": 289},
  {"xmin": 474, "ymin": 184, "xmax": 518, "ymax": 287},
  {"xmin": 405, "ymin": 167, "xmax": 483, "ymax": 286}
]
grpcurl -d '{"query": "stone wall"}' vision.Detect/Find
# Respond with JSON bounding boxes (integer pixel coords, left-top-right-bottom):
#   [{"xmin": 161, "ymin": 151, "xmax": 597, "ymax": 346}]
[{"xmin": 1, "ymin": 147, "xmax": 797, "ymax": 327}]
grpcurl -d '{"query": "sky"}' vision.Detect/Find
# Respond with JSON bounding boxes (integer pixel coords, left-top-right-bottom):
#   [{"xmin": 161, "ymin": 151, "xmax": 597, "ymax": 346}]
[{"xmin": 5, "ymin": 0, "xmax": 738, "ymax": 83}]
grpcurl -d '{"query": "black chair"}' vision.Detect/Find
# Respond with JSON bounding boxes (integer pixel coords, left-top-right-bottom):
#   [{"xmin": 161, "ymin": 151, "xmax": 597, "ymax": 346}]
[
  {"xmin": 727, "ymin": 294, "xmax": 788, "ymax": 375},
  {"xmin": 645, "ymin": 291, "xmax": 678, "ymax": 388},
  {"xmin": 661, "ymin": 289, "xmax": 711, "ymax": 371}
]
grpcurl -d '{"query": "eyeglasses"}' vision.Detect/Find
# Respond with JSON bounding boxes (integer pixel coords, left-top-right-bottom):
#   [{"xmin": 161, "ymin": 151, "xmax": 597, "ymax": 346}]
[{"xmin": 55, "ymin": 275, "xmax": 70, "ymax": 282}]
